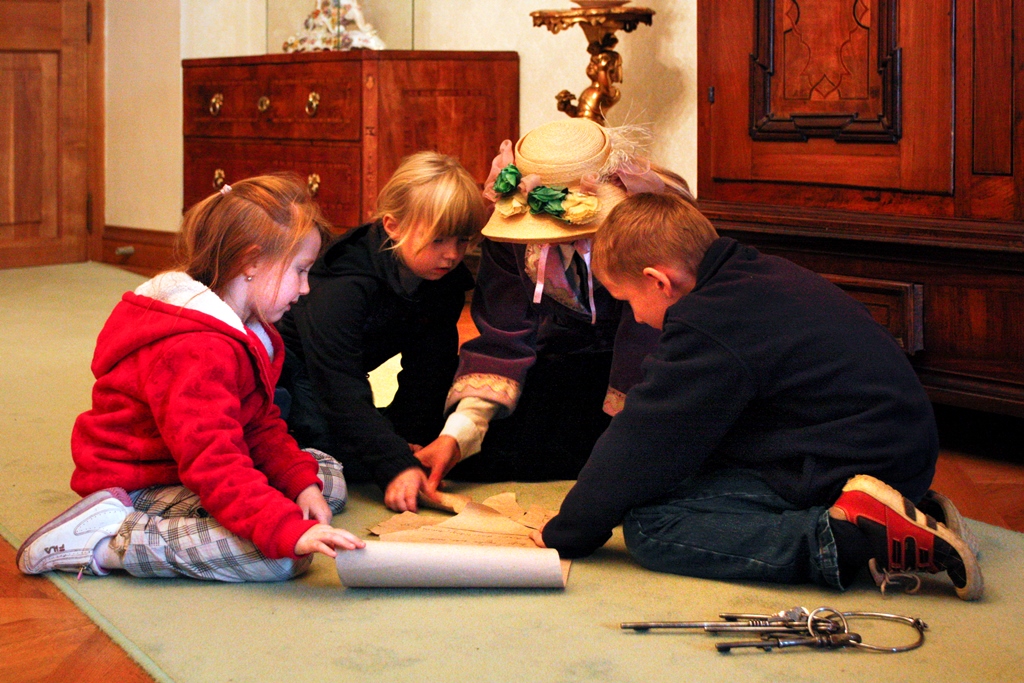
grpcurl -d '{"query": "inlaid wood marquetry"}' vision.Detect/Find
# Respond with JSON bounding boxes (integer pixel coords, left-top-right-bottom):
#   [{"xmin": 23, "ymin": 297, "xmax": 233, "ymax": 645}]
[{"xmin": 751, "ymin": 0, "xmax": 901, "ymax": 142}]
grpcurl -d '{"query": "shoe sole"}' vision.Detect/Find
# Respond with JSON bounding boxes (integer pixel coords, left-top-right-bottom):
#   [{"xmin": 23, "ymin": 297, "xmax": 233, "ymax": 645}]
[
  {"xmin": 835, "ymin": 475, "xmax": 983, "ymax": 601},
  {"xmin": 15, "ymin": 488, "xmax": 132, "ymax": 574},
  {"xmin": 919, "ymin": 489, "xmax": 982, "ymax": 560}
]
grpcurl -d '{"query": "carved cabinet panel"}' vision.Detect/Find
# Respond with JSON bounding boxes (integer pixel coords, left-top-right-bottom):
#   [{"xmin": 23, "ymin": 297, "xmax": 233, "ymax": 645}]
[
  {"xmin": 698, "ymin": 0, "xmax": 1024, "ymax": 416},
  {"xmin": 752, "ymin": 0, "xmax": 900, "ymax": 143}
]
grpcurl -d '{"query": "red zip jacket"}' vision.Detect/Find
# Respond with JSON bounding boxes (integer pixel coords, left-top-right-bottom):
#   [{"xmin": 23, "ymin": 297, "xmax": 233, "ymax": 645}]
[{"xmin": 71, "ymin": 272, "xmax": 322, "ymax": 559}]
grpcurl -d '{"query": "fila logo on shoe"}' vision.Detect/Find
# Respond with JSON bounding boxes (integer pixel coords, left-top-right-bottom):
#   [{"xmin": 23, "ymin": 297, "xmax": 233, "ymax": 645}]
[{"xmin": 44, "ymin": 544, "xmax": 65, "ymax": 554}]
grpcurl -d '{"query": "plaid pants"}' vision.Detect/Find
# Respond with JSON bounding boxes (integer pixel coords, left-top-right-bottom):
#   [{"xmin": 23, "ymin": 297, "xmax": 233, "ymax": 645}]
[{"xmin": 111, "ymin": 449, "xmax": 347, "ymax": 582}]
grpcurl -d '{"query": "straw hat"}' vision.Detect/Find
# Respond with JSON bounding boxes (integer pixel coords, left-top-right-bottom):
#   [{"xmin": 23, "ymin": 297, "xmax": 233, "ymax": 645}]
[{"xmin": 481, "ymin": 118, "xmax": 628, "ymax": 244}]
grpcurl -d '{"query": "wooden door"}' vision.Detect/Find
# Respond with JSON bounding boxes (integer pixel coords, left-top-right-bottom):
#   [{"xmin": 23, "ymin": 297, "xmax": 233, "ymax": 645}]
[{"xmin": 0, "ymin": 0, "xmax": 97, "ymax": 269}]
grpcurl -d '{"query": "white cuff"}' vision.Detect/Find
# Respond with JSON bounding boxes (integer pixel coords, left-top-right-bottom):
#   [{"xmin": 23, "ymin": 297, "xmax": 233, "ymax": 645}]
[
  {"xmin": 440, "ymin": 397, "xmax": 499, "ymax": 459},
  {"xmin": 441, "ymin": 412, "xmax": 483, "ymax": 461}
]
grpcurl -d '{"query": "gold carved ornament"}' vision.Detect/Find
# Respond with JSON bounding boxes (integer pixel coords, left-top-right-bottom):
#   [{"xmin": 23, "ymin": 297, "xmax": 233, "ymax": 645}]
[{"xmin": 531, "ymin": 6, "xmax": 654, "ymax": 126}]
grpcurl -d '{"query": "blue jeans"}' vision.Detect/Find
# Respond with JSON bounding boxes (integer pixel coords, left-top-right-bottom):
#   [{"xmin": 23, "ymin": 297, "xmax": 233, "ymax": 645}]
[{"xmin": 622, "ymin": 469, "xmax": 842, "ymax": 589}]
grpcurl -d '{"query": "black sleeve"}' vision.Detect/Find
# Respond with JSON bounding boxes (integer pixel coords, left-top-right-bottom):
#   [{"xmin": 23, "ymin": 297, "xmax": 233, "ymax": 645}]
[
  {"xmin": 542, "ymin": 326, "xmax": 756, "ymax": 557},
  {"xmin": 295, "ymin": 274, "xmax": 420, "ymax": 490},
  {"xmin": 382, "ymin": 274, "xmax": 469, "ymax": 446}
]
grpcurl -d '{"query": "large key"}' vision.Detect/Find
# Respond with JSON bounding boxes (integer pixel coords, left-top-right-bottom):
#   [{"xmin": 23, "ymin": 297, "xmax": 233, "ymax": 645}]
[
  {"xmin": 621, "ymin": 606, "xmax": 840, "ymax": 635},
  {"xmin": 716, "ymin": 632, "xmax": 862, "ymax": 653}
]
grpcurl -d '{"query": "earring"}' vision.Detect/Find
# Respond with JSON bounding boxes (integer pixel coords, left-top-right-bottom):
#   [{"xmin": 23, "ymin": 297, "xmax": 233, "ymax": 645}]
[{"xmin": 246, "ymin": 275, "xmax": 253, "ymax": 282}]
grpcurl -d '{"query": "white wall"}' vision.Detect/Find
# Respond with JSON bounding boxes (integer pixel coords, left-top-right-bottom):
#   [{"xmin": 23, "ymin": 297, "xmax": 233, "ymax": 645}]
[
  {"xmin": 105, "ymin": 0, "xmax": 183, "ymax": 232},
  {"xmin": 105, "ymin": 1, "xmax": 698, "ymax": 233},
  {"xmin": 182, "ymin": 0, "xmax": 267, "ymax": 59}
]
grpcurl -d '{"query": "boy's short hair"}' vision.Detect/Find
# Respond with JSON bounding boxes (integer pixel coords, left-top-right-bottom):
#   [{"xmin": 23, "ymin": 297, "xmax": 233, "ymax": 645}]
[{"xmin": 593, "ymin": 192, "xmax": 718, "ymax": 282}]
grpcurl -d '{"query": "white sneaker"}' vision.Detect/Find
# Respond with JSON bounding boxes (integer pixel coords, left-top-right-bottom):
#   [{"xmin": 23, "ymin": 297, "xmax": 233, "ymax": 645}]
[{"xmin": 16, "ymin": 488, "xmax": 133, "ymax": 576}]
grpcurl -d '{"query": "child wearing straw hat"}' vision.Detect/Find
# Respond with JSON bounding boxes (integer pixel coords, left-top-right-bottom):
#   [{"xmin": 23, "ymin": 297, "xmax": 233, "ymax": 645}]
[{"xmin": 414, "ymin": 118, "xmax": 690, "ymax": 491}]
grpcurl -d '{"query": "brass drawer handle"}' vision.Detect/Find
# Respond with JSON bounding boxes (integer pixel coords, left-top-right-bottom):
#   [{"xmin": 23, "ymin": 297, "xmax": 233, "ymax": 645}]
[
  {"xmin": 213, "ymin": 168, "xmax": 226, "ymax": 190},
  {"xmin": 257, "ymin": 95, "xmax": 271, "ymax": 112},
  {"xmin": 306, "ymin": 91, "xmax": 321, "ymax": 117},
  {"xmin": 209, "ymin": 93, "xmax": 224, "ymax": 116},
  {"xmin": 307, "ymin": 173, "xmax": 321, "ymax": 197}
]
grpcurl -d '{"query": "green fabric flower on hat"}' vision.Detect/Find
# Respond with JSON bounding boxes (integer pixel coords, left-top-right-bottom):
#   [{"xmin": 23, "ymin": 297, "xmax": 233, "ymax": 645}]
[
  {"xmin": 493, "ymin": 164, "xmax": 522, "ymax": 196},
  {"xmin": 527, "ymin": 186, "xmax": 568, "ymax": 219}
]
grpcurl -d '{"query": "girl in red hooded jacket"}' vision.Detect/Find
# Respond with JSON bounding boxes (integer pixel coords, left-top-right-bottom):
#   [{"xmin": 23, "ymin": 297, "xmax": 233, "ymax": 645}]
[{"xmin": 16, "ymin": 174, "xmax": 364, "ymax": 582}]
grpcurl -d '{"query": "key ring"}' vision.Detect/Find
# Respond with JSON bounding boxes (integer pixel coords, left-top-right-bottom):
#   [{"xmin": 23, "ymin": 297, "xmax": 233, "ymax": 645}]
[
  {"xmin": 806, "ymin": 606, "xmax": 848, "ymax": 636},
  {"xmin": 841, "ymin": 611, "xmax": 928, "ymax": 653},
  {"xmin": 807, "ymin": 607, "xmax": 926, "ymax": 652}
]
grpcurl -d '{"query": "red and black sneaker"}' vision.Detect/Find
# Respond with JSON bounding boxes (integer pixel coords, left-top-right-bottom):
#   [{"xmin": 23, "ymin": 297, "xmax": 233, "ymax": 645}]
[{"xmin": 830, "ymin": 475, "xmax": 983, "ymax": 601}]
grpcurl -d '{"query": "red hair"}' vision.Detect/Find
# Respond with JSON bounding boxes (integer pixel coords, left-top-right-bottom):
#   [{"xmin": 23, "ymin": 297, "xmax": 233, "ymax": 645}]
[{"xmin": 174, "ymin": 174, "xmax": 330, "ymax": 299}]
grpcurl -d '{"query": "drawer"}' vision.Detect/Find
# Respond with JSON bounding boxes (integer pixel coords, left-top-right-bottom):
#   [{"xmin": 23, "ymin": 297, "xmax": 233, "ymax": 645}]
[
  {"xmin": 822, "ymin": 274, "xmax": 924, "ymax": 354},
  {"xmin": 260, "ymin": 61, "xmax": 362, "ymax": 141},
  {"xmin": 183, "ymin": 139, "xmax": 363, "ymax": 231},
  {"xmin": 183, "ymin": 62, "xmax": 362, "ymax": 141},
  {"xmin": 183, "ymin": 65, "xmax": 265, "ymax": 138}
]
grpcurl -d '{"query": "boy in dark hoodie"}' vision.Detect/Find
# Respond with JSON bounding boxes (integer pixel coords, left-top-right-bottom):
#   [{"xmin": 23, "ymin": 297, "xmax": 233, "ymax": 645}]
[{"xmin": 535, "ymin": 192, "xmax": 983, "ymax": 601}]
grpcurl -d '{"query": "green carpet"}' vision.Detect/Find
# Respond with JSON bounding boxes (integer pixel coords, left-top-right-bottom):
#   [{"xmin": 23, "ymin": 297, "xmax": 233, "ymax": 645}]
[{"xmin": 2, "ymin": 262, "xmax": 1023, "ymax": 682}]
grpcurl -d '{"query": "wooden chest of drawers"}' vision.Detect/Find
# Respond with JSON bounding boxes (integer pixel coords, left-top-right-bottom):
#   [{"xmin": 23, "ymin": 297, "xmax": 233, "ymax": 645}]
[{"xmin": 182, "ymin": 51, "xmax": 519, "ymax": 231}]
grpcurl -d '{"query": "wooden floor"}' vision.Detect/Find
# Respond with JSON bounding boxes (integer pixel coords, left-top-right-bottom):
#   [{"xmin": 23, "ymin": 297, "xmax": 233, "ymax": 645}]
[{"xmin": 1, "ymin": 306, "xmax": 1021, "ymax": 682}]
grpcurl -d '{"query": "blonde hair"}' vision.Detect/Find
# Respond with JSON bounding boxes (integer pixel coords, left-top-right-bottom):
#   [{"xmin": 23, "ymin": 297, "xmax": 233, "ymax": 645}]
[
  {"xmin": 373, "ymin": 151, "xmax": 486, "ymax": 252},
  {"xmin": 174, "ymin": 173, "xmax": 331, "ymax": 319},
  {"xmin": 593, "ymin": 192, "xmax": 718, "ymax": 283}
]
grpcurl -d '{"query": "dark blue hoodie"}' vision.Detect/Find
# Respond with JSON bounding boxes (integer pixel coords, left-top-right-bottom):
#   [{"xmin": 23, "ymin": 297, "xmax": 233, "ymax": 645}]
[{"xmin": 543, "ymin": 237, "xmax": 938, "ymax": 557}]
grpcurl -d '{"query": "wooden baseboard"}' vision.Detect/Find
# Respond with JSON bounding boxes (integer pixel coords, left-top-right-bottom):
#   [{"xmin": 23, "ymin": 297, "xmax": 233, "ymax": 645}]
[{"xmin": 101, "ymin": 226, "xmax": 177, "ymax": 276}]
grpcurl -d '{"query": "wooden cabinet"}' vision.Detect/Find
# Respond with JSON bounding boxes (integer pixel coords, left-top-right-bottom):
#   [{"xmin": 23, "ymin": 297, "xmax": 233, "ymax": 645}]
[
  {"xmin": 698, "ymin": 0, "xmax": 1024, "ymax": 417},
  {"xmin": 182, "ymin": 51, "xmax": 519, "ymax": 231}
]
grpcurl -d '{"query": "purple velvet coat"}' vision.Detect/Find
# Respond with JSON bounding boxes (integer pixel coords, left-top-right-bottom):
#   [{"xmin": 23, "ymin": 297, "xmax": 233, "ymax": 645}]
[{"xmin": 447, "ymin": 238, "xmax": 661, "ymax": 418}]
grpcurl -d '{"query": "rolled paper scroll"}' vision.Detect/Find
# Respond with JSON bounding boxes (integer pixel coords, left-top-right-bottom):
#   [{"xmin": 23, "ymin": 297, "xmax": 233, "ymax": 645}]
[{"xmin": 335, "ymin": 541, "xmax": 568, "ymax": 588}]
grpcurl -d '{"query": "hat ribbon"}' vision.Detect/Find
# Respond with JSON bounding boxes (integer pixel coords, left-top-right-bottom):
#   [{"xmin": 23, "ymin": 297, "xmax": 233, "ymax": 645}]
[
  {"xmin": 483, "ymin": 140, "xmax": 516, "ymax": 203},
  {"xmin": 614, "ymin": 158, "xmax": 666, "ymax": 195},
  {"xmin": 531, "ymin": 240, "xmax": 597, "ymax": 325}
]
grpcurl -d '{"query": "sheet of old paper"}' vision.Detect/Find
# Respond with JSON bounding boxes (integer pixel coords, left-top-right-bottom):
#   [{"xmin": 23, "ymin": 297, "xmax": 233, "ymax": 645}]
[
  {"xmin": 336, "ymin": 492, "xmax": 569, "ymax": 588},
  {"xmin": 417, "ymin": 490, "xmax": 472, "ymax": 513}
]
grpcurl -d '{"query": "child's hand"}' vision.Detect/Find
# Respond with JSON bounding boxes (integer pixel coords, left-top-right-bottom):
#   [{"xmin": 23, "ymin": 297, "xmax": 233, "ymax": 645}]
[
  {"xmin": 296, "ymin": 484, "xmax": 333, "ymax": 524},
  {"xmin": 384, "ymin": 467, "xmax": 435, "ymax": 512},
  {"xmin": 414, "ymin": 436, "xmax": 462, "ymax": 494},
  {"xmin": 530, "ymin": 520, "xmax": 548, "ymax": 548},
  {"xmin": 294, "ymin": 523, "xmax": 365, "ymax": 558}
]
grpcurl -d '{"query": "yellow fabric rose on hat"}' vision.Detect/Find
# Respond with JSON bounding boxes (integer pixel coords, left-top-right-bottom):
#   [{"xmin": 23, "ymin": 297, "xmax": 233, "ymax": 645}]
[
  {"xmin": 495, "ymin": 192, "xmax": 530, "ymax": 218},
  {"xmin": 561, "ymin": 191, "xmax": 600, "ymax": 225}
]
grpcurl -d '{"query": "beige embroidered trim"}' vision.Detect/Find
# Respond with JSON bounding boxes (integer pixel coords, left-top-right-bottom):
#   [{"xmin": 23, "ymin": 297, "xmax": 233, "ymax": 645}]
[
  {"xmin": 603, "ymin": 387, "xmax": 626, "ymax": 416},
  {"xmin": 447, "ymin": 373, "xmax": 522, "ymax": 412}
]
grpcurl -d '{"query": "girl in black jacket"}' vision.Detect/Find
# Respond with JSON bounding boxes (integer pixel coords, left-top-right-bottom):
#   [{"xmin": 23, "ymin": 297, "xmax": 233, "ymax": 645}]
[{"xmin": 277, "ymin": 152, "xmax": 485, "ymax": 512}]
